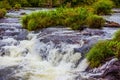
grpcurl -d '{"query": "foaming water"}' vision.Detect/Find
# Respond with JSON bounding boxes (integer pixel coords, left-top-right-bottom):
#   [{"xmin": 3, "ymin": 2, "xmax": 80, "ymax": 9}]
[
  {"xmin": 0, "ymin": 32, "xmax": 87, "ymax": 80},
  {"xmin": 0, "ymin": 27, "xmax": 119, "ymax": 80}
]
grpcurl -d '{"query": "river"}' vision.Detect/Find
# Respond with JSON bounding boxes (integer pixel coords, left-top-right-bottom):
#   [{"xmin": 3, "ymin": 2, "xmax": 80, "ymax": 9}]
[{"xmin": 0, "ymin": 8, "xmax": 119, "ymax": 80}]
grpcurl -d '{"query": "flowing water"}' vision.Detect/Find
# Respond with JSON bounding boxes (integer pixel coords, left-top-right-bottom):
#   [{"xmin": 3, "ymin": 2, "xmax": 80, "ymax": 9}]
[{"xmin": 0, "ymin": 8, "xmax": 119, "ymax": 80}]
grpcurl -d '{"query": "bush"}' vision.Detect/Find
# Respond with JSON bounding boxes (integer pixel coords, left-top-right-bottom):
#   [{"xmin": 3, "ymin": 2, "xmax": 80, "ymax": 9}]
[
  {"xmin": 93, "ymin": 0, "xmax": 113, "ymax": 15},
  {"xmin": 0, "ymin": 1, "xmax": 11, "ymax": 10},
  {"xmin": 112, "ymin": 0, "xmax": 120, "ymax": 7},
  {"xmin": 22, "ymin": 7, "xmax": 92, "ymax": 31},
  {"xmin": 86, "ymin": 34, "xmax": 120, "ymax": 68},
  {"xmin": 86, "ymin": 41, "xmax": 115, "ymax": 68},
  {"xmin": 0, "ymin": 8, "xmax": 6, "ymax": 18},
  {"xmin": 113, "ymin": 30, "xmax": 120, "ymax": 41},
  {"xmin": 14, "ymin": 4, "xmax": 21, "ymax": 10},
  {"xmin": 87, "ymin": 14, "xmax": 105, "ymax": 28}
]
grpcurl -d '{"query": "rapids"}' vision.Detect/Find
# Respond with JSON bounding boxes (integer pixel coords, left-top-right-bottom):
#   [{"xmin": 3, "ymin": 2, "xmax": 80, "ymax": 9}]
[{"xmin": 0, "ymin": 8, "xmax": 119, "ymax": 80}]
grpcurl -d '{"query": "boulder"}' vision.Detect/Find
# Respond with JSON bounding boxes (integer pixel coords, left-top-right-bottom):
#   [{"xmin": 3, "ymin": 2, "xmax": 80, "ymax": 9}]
[{"xmin": 104, "ymin": 20, "xmax": 120, "ymax": 27}]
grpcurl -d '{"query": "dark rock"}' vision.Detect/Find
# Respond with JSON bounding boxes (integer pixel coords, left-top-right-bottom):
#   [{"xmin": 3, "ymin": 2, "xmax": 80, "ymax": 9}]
[
  {"xmin": 86, "ymin": 58, "xmax": 120, "ymax": 80},
  {"xmin": 104, "ymin": 20, "xmax": 120, "ymax": 27},
  {"xmin": 79, "ymin": 25, "xmax": 87, "ymax": 31},
  {"xmin": 0, "ymin": 66, "xmax": 21, "ymax": 80},
  {"xmin": 113, "ymin": 11, "xmax": 120, "ymax": 13},
  {"xmin": 20, "ymin": 12, "xmax": 26, "ymax": 15}
]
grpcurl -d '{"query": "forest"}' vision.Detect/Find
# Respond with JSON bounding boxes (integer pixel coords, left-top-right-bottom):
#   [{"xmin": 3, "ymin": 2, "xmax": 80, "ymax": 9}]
[{"xmin": 0, "ymin": 0, "xmax": 120, "ymax": 9}]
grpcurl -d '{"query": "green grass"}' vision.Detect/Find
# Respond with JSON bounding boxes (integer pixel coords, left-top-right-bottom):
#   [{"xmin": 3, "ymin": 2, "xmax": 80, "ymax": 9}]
[
  {"xmin": 86, "ymin": 29, "xmax": 120, "ymax": 68},
  {"xmin": 87, "ymin": 14, "xmax": 105, "ymax": 28},
  {"xmin": 86, "ymin": 41, "xmax": 114, "ymax": 68},
  {"xmin": 0, "ymin": 8, "xmax": 6, "ymax": 18},
  {"xmin": 22, "ymin": 7, "xmax": 105, "ymax": 31},
  {"xmin": 93, "ymin": 0, "xmax": 113, "ymax": 15},
  {"xmin": 113, "ymin": 30, "xmax": 120, "ymax": 41},
  {"xmin": 14, "ymin": 4, "xmax": 21, "ymax": 10}
]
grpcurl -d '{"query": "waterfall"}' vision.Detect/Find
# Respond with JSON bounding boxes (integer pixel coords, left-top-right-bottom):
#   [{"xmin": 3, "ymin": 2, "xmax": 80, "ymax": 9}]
[{"xmin": 0, "ymin": 31, "xmax": 89, "ymax": 80}]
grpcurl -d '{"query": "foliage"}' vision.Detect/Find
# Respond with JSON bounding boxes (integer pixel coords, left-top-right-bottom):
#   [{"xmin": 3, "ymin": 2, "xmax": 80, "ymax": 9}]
[
  {"xmin": 93, "ymin": 0, "xmax": 113, "ymax": 15},
  {"xmin": 14, "ymin": 4, "xmax": 21, "ymax": 10},
  {"xmin": 87, "ymin": 14, "xmax": 105, "ymax": 28},
  {"xmin": 0, "ymin": 0, "xmax": 119, "ymax": 8},
  {"xmin": 0, "ymin": 8, "xmax": 6, "ymax": 18},
  {"xmin": 86, "ymin": 41, "xmax": 114, "ymax": 68},
  {"xmin": 22, "ymin": 7, "xmax": 97, "ymax": 30},
  {"xmin": 87, "ymin": 29, "xmax": 120, "ymax": 68},
  {"xmin": 0, "ymin": 0, "xmax": 11, "ymax": 10},
  {"xmin": 113, "ymin": 30, "xmax": 120, "ymax": 41},
  {"xmin": 112, "ymin": 0, "xmax": 120, "ymax": 7}
]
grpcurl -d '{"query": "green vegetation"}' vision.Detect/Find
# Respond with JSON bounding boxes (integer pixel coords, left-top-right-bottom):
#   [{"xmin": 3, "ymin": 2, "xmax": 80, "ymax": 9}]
[
  {"xmin": 0, "ymin": 0, "xmax": 118, "ymax": 9},
  {"xmin": 22, "ymin": 7, "xmax": 106, "ymax": 31},
  {"xmin": 92, "ymin": 0, "xmax": 113, "ymax": 15},
  {"xmin": 86, "ymin": 41, "xmax": 114, "ymax": 67},
  {"xmin": 14, "ymin": 4, "xmax": 21, "ymax": 10},
  {"xmin": 87, "ymin": 14, "xmax": 105, "ymax": 28},
  {"xmin": 0, "ymin": 0, "xmax": 11, "ymax": 10},
  {"xmin": 0, "ymin": 8, "xmax": 6, "ymax": 18},
  {"xmin": 112, "ymin": 0, "xmax": 120, "ymax": 7},
  {"xmin": 86, "ymin": 30, "xmax": 120, "ymax": 68},
  {"xmin": 113, "ymin": 30, "xmax": 120, "ymax": 41}
]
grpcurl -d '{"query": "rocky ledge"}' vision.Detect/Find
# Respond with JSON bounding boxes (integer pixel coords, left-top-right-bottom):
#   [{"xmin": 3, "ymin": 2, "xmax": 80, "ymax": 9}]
[
  {"xmin": 104, "ymin": 20, "xmax": 120, "ymax": 27},
  {"xmin": 85, "ymin": 58, "xmax": 120, "ymax": 80}
]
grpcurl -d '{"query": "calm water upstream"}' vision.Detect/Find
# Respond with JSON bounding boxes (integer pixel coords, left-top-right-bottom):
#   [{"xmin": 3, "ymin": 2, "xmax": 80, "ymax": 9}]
[{"xmin": 0, "ymin": 8, "xmax": 119, "ymax": 80}]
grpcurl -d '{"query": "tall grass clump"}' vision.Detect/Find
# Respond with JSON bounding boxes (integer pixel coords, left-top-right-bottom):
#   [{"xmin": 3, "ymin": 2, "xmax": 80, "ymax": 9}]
[
  {"xmin": 22, "ymin": 7, "xmax": 90, "ymax": 30},
  {"xmin": 93, "ymin": 0, "xmax": 113, "ymax": 15},
  {"xmin": 14, "ymin": 4, "xmax": 21, "ymax": 10},
  {"xmin": 87, "ymin": 29, "xmax": 120, "ymax": 68},
  {"xmin": 86, "ymin": 41, "xmax": 115, "ymax": 68},
  {"xmin": 113, "ymin": 30, "xmax": 120, "ymax": 41},
  {"xmin": 0, "ymin": 1, "xmax": 11, "ymax": 10},
  {"xmin": 0, "ymin": 8, "xmax": 6, "ymax": 18},
  {"xmin": 87, "ymin": 14, "xmax": 105, "ymax": 28},
  {"xmin": 22, "ymin": 7, "xmax": 105, "ymax": 31}
]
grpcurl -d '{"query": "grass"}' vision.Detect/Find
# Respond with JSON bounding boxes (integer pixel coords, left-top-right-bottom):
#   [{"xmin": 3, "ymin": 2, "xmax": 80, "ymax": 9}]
[
  {"xmin": 0, "ymin": 8, "xmax": 6, "ymax": 18},
  {"xmin": 86, "ymin": 29, "xmax": 120, "ymax": 68},
  {"xmin": 93, "ymin": 0, "xmax": 113, "ymax": 15},
  {"xmin": 22, "ymin": 7, "xmax": 105, "ymax": 31},
  {"xmin": 113, "ymin": 29, "xmax": 120, "ymax": 41},
  {"xmin": 87, "ymin": 14, "xmax": 105, "ymax": 28},
  {"xmin": 14, "ymin": 4, "xmax": 21, "ymax": 10},
  {"xmin": 86, "ymin": 41, "xmax": 114, "ymax": 67}
]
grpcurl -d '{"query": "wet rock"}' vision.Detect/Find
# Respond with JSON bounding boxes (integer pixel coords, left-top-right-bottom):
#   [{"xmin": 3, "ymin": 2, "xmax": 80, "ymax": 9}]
[
  {"xmin": 0, "ymin": 66, "xmax": 21, "ymax": 80},
  {"xmin": 102, "ymin": 60, "xmax": 120, "ymax": 80},
  {"xmin": 104, "ymin": 20, "xmax": 120, "ymax": 27},
  {"xmin": 20, "ymin": 12, "xmax": 26, "ymax": 15},
  {"xmin": 78, "ymin": 25, "xmax": 87, "ymax": 31},
  {"xmin": 85, "ymin": 58, "xmax": 120, "ymax": 80}
]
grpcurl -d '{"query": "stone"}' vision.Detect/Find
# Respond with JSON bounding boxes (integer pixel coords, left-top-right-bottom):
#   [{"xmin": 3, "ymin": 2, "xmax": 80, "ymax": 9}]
[
  {"xmin": 104, "ymin": 20, "xmax": 120, "ymax": 27},
  {"xmin": 20, "ymin": 12, "xmax": 26, "ymax": 15}
]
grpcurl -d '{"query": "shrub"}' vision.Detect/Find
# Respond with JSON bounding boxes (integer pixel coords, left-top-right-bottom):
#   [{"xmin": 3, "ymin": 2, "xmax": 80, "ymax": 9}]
[
  {"xmin": 14, "ymin": 4, "xmax": 21, "ymax": 10},
  {"xmin": 112, "ymin": 0, "xmax": 120, "ymax": 7},
  {"xmin": 113, "ymin": 29, "xmax": 120, "ymax": 41},
  {"xmin": 93, "ymin": 0, "xmax": 113, "ymax": 15},
  {"xmin": 87, "ymin": 14, "xmax": 105, "ymax": 28},
  {"xmin": 86, "ymin": 39, "xmax": 120, "ymax": 68},
  {"xmin": 0, "ymin": 8, "xmax": 6, "ymax": 18},
  {"xmin": 86, "ymin": 41, "xmax": 115, "ymax": 68},
  {"xmin": 0, "ymin": 1, "xmax": 11, "ymax": 10},
  {"xmin": 22, "ymin": 7, "xmax": 91, "ymax": 31}
]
